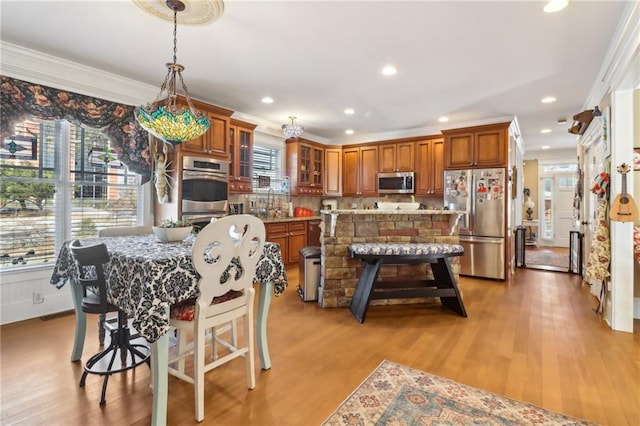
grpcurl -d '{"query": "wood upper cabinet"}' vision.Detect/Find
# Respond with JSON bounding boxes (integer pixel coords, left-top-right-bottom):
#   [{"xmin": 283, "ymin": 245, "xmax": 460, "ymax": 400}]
[
  {"xmin": 378, "ymin": 142, "xmax": 415, "ymax": 173},
  {"xmin": 176, "ymin": 97, "xmax": 233, "ymax": 159},
  {"xmin": 324, "ymin": 147, "xmax": 342, "ymax": 196},
  {"xmin": 442, "ymin": 122, "xmax": 509, "ymax": 169},
  {"xmin": 286, "ymin": 138, "xmax": 324, "ymax": 196},
  {"xmin": 229, "ymin": 118, "xmax": 256, "ymax": 194},
  {"xmin": 343, "ymin": 145, "xmax": 378, "ymax": 196},
  {"xmin": 415, "ymin": 137, "xmax": 444, "ymax": 196}
]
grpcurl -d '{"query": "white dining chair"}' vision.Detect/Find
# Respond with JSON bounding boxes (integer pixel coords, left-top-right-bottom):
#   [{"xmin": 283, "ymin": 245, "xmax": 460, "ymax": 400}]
[
  {"xmin": 168, "ymin": 214, "xmax": 265, "ymax": 422},
  {"xmin": 97, "ymin": 225, "xmax": 153, "ymax": 237}
]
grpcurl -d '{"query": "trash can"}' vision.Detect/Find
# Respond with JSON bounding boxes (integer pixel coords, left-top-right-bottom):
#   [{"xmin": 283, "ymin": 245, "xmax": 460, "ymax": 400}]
[{"xmin": 298, "ymin": 246, "xmax": 321, "ymax": 302}]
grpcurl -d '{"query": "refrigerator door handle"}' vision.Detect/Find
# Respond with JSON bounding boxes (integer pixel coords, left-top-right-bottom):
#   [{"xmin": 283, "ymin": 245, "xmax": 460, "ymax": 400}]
[{"xmin": 469, "ymin": 173, "xmax": 475, "ymax": 233}]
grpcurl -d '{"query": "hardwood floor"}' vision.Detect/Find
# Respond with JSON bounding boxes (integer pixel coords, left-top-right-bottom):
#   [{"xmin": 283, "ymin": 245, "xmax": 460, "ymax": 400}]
[{"xmin": 1, "ymin": 266, "xmax": 639, "ymax": 425}]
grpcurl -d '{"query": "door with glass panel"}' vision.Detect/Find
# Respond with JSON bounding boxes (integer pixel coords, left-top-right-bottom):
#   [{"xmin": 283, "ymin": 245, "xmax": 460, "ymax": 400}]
[{"xmin": 539, "ymin": 165, "xmax": 577, "ymax": 248}]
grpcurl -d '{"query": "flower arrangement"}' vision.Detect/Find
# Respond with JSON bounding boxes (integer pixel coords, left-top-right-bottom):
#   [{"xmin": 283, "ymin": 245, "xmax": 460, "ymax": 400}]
[
  {"xmin": 153, "ymin": 218, "xmax": 192, "ymax": 242},
  {"xmin": 158, "ymin": 218, "xmax": 191, "ymax": 228}
]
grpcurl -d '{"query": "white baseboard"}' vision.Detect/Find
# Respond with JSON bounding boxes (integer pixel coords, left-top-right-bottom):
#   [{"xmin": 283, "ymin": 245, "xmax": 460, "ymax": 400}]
[
  {"xmin": 635, "ymin": 297, "xmax": 640, "ymax": 320},
  {"xmin": 1, "ymin": 290, "xmax": 74, "ymax": 325}
]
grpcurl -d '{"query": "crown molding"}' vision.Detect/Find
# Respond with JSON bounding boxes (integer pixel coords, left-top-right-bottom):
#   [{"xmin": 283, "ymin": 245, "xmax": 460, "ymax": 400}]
[
  {"xmin": 585, "ymin": 2, "xmax": 640, "ymax": 108},
  {"xmin": 0, "ymin": 41, "xmax": 157, "ymax": 106}
]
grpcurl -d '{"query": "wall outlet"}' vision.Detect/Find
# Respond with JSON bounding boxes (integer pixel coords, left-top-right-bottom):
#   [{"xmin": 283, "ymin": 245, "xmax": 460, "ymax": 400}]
[{"xmin": 32, "ymin": 292, "xmax": 44, "ymax": 304}]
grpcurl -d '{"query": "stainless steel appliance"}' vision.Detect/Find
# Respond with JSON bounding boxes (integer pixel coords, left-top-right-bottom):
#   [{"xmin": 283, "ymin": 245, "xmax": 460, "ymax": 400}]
[
  {"xmin": 377, "ymin": 172, "xmax": 415, "ymax": 194},
  {"xmin": 321, "ymin": 198, "xmax": 337, "ymax": 210},
  {"xmin": 444, "ymin": 168, "xmax": 506, "ymax": 280},
  {"xmin": 298, "ymin": 246, "xmax": 321, "ymax": 302},
  {"xmin": 181, "ymin": 156, "xmax": 229, "ymax": 224}
]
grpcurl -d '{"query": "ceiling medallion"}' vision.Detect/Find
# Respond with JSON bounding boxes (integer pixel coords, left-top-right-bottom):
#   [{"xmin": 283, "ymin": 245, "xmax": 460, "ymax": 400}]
[{"xmin": 132, "ymin": 0, "xmax": 224, "ymax": 25}]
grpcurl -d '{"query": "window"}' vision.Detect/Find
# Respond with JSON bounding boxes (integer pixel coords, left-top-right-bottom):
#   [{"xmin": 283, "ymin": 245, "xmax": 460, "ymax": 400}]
[
  {"xmin": 0, "ymin": 118, "xmax": 143, "ymax": 270},
  {"xmin": 253, "ymin": 140, "xmax": 287, "ymax": 192}
]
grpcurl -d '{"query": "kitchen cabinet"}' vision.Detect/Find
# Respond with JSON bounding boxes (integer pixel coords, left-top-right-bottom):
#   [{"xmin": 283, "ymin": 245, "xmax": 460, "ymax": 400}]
[
  {"xmin": 378, "ymin": 141, "xmax": 415, "ymax": 172},
  {"xmin": 415, "ymin": 137, "xmax": 444, "ymax": 196},
  {"xmin": 286, "ymin": 138, "xmax": 324, "ymax": 196},
  {"xmin": 343, "ymin": 145, "xmax": 378, "ymax": 196},
  {"xmin": 177, "ymin": 97, "xmax": 233, "ymax": 159},
  {"xmin": 442, "ymin": 122, "xmax": 509, "ymax": 169},
  {"xmin": 229, "ymin": 118, "xmax": 256, "ymax": 194},
  {"xmin": 324, "ymin": 147, "xmax": 342, "ymax": 196},
  {"xmin": 266, "ymin": 220, "xmax": 307, "ymax": 265}
]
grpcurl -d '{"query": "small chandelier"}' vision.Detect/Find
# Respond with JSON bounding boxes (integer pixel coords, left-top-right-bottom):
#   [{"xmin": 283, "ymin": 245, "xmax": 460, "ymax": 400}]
[
  {"xmin": 135, "ymin": 0, "xmax": 210, "ymax": 145},
  {"xmin": 281, "ymin": 116, "xmax": 304, "ymax": 139}
]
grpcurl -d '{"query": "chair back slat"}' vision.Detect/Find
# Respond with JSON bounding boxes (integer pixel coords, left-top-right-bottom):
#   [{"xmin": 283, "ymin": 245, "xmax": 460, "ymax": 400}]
[
  {"xmin": 70, "ymin": 240, "xmax": 112, "ymax": 311},
  {"xmin": 191, "ymin": 215, "xmax": 265, "ymax": 310},
  {"xmin": 98, "ymin": 226, "xmax": 153, "ymax": 237}
]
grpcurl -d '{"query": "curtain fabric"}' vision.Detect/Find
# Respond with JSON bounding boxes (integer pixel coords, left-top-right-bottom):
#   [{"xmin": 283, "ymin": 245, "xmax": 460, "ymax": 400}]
[{"xmin": 0, "ymin": 75, "xmax": 151, "ymax": 183}]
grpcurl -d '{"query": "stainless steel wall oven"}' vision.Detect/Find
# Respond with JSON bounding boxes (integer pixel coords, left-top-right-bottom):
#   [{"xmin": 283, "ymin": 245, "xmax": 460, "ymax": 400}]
[{"xmin": 181, "ymin": 156, "xmax": 229, "ymax": 224}]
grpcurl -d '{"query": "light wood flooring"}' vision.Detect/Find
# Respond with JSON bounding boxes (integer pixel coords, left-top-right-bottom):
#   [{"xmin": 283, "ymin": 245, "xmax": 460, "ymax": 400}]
[{"xmin": 1, "ymin": 266, "xmax": 639, "ymax": 425}]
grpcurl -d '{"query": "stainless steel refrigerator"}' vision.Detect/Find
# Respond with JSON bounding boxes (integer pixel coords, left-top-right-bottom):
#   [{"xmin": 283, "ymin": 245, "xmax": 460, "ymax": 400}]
[{"xmin": 444, "ymin": 168, "xmax": 506, "ymax": 280}]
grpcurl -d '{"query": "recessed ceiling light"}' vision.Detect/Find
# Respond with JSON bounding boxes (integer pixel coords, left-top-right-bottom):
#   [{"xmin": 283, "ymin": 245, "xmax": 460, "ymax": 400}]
[
  {"xmin": 381, "ymin": 65, "xmax": 397, "ymax": 76},
  {"xmin": 344, "ymin": 108, "xmax": 355, "ymax": 115},
  {"xmin": 557, "ymin": 118, "xmax": 567, "ymax": 125},
  {"xmin": 541, "ymin": 128, "xmax": 552, "ymax": 134},
  {"xmin": 544, "ymin": 0, "xmax": 569, "ymax": 13},
  {"xmin": 438, "ymin": 116, "xmax": 449, "ymax": 123},
  {"xmin": 261, "ymin": 97, "xmax": 274, "ymax": 104},
  {"xmin": 345, "ymin": 129, "xmax": 354, "ymax": 135},
  {"xmin": 541, "ymin": 145, "xmax": 551, "ymax": 150},
  {"xmin": 541, "ymin": 96, "xmax": 556, "ymax": 103}
]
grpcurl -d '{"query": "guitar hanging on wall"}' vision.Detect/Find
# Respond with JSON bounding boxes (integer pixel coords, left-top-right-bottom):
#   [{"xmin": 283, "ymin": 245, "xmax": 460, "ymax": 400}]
[{"xmin": 610, "ymin": 163, "xmax": 639, "ymax": 222}]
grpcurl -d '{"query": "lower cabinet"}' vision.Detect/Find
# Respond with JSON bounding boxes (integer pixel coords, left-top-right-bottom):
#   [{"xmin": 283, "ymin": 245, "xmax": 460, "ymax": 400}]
[{"xmin": 266, "ymin": 221, "xmax": 307, "ymax": 265}]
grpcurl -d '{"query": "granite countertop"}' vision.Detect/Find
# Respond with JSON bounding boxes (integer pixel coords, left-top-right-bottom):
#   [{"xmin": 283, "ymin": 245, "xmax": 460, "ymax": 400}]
[
  {"xmin": 260, "ymin": 215, "xmax": 322, "ymax": 223},
  {"xmin": 320, "ymin": 209, "xmax": 466, "ymax": 215}
]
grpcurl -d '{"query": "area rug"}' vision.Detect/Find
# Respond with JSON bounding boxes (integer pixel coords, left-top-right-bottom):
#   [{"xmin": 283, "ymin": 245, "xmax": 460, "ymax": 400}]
[
  {"xmin": 322, "ymin": 360, "xmax": 595, "ymax": 425},
  {"xmin": 526, "ymin": 249, "xmax": 570, "ymax": 270}
]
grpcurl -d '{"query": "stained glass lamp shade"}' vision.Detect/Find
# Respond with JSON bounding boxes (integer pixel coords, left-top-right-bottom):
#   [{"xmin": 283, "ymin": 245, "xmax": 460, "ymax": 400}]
[{"xmin": 135, "ymin": 0, "xmax": 210, "ymax": 145}]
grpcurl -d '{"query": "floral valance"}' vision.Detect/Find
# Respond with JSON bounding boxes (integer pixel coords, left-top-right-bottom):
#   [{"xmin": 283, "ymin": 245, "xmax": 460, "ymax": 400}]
[{"xmin": 0, "ymin": 75, "xmax": 152, "ymax": 183}]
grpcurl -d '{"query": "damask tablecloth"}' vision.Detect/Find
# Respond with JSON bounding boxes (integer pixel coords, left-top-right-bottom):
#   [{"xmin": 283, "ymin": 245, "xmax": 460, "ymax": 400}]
[{"xmin": 50, "ymin": 235, "xmax": 287, "ymax": 343}]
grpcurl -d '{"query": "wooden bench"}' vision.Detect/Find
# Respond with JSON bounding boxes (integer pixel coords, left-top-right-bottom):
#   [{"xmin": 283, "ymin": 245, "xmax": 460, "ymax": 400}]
[{"xmin": 348, "ymin": 243, "xmax": 467, "ymax": 323}]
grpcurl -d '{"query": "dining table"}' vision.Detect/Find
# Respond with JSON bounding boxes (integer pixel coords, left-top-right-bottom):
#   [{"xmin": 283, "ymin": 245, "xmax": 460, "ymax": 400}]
[{"xmin": 50, "ymin": 234, "xmax": 288, "ymax": 425}]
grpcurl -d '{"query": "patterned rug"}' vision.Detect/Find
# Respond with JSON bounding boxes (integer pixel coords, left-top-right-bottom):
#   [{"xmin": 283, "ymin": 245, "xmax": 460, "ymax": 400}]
[
  {"xmin": 525, "ymin": 249, "xmax": 570, "ymax": 270},
  {"xmin": 322, "ymin": 360, "xmax": 595, "ymax": 426}
]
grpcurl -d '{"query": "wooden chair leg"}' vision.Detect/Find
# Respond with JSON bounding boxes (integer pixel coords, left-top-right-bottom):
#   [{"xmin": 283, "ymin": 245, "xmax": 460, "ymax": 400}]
[
  {"xmin": 194, "ymin": 325, "xmax": 206, "ymax": 422},
  {"xmin": 246, "ymin": 289, "xmax": 256, "ymax": 389}
]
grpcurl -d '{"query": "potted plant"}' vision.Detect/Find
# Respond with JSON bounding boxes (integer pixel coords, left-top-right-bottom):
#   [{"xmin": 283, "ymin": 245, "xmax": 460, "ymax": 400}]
[{"xmin": 152, "ymin": 218, "xmax": 193, "ymax": 242}]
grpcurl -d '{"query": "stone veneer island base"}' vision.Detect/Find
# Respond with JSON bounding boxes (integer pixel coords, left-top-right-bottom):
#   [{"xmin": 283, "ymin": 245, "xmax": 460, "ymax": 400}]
[{"xmin": 319, "ymin": 209, "xmax": 465, "ymax": 308}]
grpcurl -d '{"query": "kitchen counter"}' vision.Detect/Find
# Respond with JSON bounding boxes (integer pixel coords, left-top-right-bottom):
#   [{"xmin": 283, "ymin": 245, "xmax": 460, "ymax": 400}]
[
  {"xmin": 321, "ymin": 209, "xmax": 466, "ymax": 215},
  {"xmin": 319, "ymin": 210, "xmax": 463, "ymax": 308},
  {"xmin": 260, "ymin": 215, "xmax": 321, "ymax": 224},
  {"xmin": 320, "ymin": 209, "xmax": 466, "ymax": 238}
]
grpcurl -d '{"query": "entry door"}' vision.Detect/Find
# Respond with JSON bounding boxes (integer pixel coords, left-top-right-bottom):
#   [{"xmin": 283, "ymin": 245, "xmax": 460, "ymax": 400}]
[
  {"xmin": 539, "ymin": 171, "xmax": 577, "ymax": 248},
  {"xmin": 553, "ymin": 174, "xmax": 576, "ymax": 247}
]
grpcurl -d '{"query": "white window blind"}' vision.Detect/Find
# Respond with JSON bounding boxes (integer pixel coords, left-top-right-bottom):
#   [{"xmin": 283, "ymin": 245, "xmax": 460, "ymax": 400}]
[{"xmin": 0, "ymin": 118, "xmax": 142, "ymax": 270}]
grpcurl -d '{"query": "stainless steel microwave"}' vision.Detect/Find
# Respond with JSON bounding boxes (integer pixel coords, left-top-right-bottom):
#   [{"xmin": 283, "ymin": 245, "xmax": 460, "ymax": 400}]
[{"xmin": 377, "ymin": 172, "xmax": 415, "ymax": 194}]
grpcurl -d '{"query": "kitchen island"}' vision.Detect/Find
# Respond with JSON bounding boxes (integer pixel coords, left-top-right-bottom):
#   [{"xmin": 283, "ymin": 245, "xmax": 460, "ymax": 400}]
[{"xmin": 319, "ymin": 209, "xmax": 465, "ymax": 308}]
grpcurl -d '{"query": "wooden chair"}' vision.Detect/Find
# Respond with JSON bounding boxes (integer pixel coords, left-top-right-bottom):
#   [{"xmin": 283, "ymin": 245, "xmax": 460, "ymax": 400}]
[
  {"xmin": 69, "ymin": 240, "xmax": 150, "ymax": 405},
  {"xmin": 168, "ymin": 215, "xmax": 265, "ymax": 422},
  {"xmin": 97, "ymin": 225, "xmax": 153, "ymax": 237},
  {"xmin": 96, "ymin": 225, "xmax": 152, "ymax": 345}
]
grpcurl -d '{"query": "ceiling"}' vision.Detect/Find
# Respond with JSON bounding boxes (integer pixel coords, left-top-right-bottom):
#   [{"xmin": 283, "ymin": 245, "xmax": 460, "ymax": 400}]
[{"xmin": 0, "ymin": 1, "xmax": 631, "ymax": 154}]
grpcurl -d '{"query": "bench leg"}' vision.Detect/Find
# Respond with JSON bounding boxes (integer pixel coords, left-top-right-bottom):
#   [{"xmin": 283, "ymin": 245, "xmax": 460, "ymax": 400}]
[
  {"xmin": 349, "ymin": 259, "xmax": 383, "ymax": 323},
  {"xmin": 431, "ymin": 257, "xmax": 467, "ymax": 317}
]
